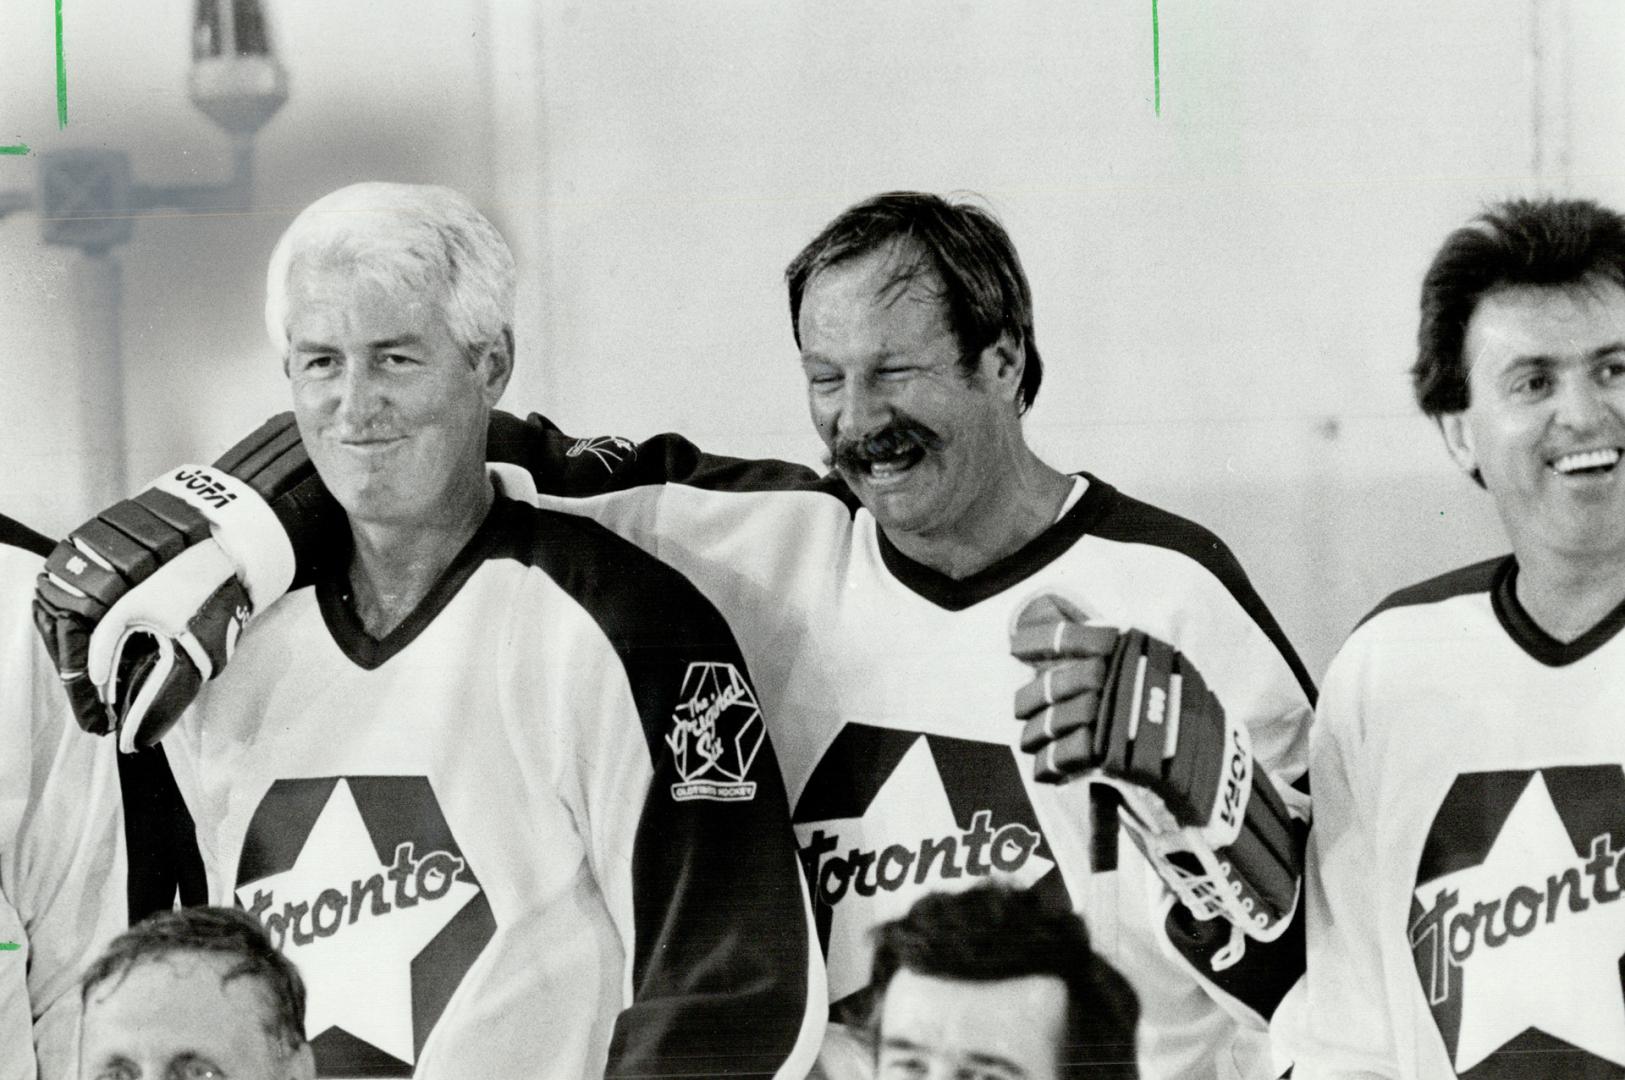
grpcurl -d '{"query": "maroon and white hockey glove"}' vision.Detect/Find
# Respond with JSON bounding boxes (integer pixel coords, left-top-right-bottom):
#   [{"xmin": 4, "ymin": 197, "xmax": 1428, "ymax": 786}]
[
  {"xmin": 33, "ymin": 415, "xmax": 326, "ymax": 750},
  {"xmin": 1010, "ymin": 594, "xmax": 1302, "ymax": 957}
]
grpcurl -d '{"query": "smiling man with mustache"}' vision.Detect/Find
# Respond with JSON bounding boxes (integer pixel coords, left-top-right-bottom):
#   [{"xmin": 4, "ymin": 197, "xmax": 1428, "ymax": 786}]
[{"xmin": 791, "ymin": 216, "xmax": 1066, "ymax": 580}]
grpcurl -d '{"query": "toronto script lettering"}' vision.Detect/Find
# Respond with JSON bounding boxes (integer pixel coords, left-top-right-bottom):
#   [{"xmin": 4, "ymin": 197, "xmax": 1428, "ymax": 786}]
[
  {"xmin": 244, "ymin": 841, "xmax": 465, "ymax": 951},
  {"xmin": 1410, "ymin": 832, "xmax": 1623, "ymax": 1004},
  {"xmin": 799, "ymin": 810, "xmax": 1042, "ymax": 907}
]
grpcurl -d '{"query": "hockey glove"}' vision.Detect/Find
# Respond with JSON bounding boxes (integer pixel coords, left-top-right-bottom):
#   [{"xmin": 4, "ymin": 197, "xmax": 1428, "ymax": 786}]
[
  {"xmin": 1010, "ymin": 593, "xmax": 1302, "ymax": 947},
  {"xmin": 30, "ymin": 409, "xmax": 595, "ymax": 748},
  {"xmin": 33, "ymin": 414, "xmax": 326, "ymax": 748}
]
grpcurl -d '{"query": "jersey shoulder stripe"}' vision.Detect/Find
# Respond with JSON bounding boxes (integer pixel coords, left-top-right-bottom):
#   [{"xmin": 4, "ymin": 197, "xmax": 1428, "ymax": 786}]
[
  {"xmin": 1089, "ymin": 477, "xmax": 1317, "ymax": 703},
  {"xmin": 500, "ymin": 410, "xmax": 859, "ymax": 509},
  {"xmin": 1353, "ymin": 554, "xmax": 1625, "ymax": 666},
  {"xmin": 1354, "ymin": 555, "xmax": 1504, "ymax": 630},
  {"xmin": 495, "ymin": 498, "xmax": 759, "ymax": 764}
]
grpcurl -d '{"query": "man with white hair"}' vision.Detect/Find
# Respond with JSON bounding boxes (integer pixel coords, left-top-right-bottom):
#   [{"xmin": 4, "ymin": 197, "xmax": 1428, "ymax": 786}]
[{"xmin": 39, "ymin": 183, "xmax": 823, "ymax": 1079}]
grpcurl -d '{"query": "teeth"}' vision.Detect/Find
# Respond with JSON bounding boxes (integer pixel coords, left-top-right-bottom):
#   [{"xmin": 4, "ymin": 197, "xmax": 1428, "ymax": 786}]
[
  {"xmin": 868, "ymin": 459, "xmax": 908, "ymax": 478},
  {"xmin": 1553, "ymin": 448, "xmax": 1622, "ymax": 474}
]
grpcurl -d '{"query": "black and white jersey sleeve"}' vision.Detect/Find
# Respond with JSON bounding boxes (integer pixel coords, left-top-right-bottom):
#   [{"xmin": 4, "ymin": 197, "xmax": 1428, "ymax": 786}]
[{"xmin": 515, "ymin": 506, "xmax": 825, "ymax": 1078}]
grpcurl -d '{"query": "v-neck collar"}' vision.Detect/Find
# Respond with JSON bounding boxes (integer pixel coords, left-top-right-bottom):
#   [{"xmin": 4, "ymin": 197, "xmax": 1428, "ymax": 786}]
[
  {"xmin": 1491, "ymin": 556, "xmax": 1625, "ymax": 667},
  {"xmin": 874, "ymin": 475, "xmax": 1115, "ymax": 611},
  {"xmin": 316, "ymin": 498, "xmax": 515, "ymax": 670}
]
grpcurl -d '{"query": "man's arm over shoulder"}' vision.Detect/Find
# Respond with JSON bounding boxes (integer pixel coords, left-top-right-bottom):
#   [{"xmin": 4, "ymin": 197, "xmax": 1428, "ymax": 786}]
[
  {"xmin": 490, "ymin": 410, "xmax": 824, "ymax": 496},
  {"xmin": 534, "ymin": 514, "xmax": 824, "ymax": 1078}
]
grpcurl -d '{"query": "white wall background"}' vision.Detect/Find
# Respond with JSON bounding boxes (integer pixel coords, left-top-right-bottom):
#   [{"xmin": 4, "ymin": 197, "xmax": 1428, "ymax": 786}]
[{"xmin": 1, "ymin": 1, "xmax": 1622, "ymax": 677}]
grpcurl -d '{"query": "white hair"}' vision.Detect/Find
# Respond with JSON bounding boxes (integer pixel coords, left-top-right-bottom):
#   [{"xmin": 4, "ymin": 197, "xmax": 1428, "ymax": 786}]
[{"xmin": 264, "ymin": 182, "xmax": 516, "ymax": 358}]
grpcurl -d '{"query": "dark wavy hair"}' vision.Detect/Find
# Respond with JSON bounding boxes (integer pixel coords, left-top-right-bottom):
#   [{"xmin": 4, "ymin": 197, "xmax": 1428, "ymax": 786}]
[
  {"xmin": 82, "ymin": 905, "xmax": 308, "ymax": 1056},
  {"xmin": 1414, "ymin": 197, "xmax": 1625, "ymax": 417},
  {"xmin": 785, "ymin": 192, "xmax": 1044, "ymax": 414},
  {"xmin": 868, "ymin": 884, "xmax": 1141, "ymax": 1077}
]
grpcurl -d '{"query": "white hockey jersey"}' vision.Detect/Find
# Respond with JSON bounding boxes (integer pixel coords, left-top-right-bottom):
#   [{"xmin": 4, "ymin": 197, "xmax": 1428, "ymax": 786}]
[
  {"xmin": 485, "ymin": 417, "xmax": 1316, "ymax": 1080},
  {"xmin": 167, "ymin": 485, "xmax": 824, "ymax": 1079},
  {"xmin": 1277, "ymin": 556, "xmax": 1625, "ymax": 1079},
  {"xmin": 0, "ymin": 517, "xmax": 128, "ymax": 1080}
]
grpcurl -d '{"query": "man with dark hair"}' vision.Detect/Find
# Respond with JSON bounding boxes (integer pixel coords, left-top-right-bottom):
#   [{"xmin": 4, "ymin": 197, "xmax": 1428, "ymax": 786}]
[
  {"xmin": 867, "ymin": 884, "xmax": 1139, "ymax": 1079},
  {"xmin": 1278, "ymin": 196, "xmax": 1625, "ymax": 1077},
  {"xmin": 80, "ymin": 906, "xmax": 314, "ymax": 1080},
  {"xmin": 1413, "ymin": 198, "xmax": 1625, "ymax": 420},
  {"xmin": 43, "ymin": 189, "xmax": 1312, "ymax": 1078},
  {"xmin": 785, "ymin": 191, "xmax": 1045, "ymax": 414}
]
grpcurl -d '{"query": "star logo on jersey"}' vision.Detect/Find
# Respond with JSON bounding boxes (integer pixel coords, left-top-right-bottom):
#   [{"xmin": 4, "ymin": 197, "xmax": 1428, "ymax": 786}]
[
  {"xmin": 565, "ymin": 434, "xmax": 638, "ymax": 471},
  {"xmin": 794, "ymin": 724, "xmax": 1068, "ymax": 1007},
  {"xmin": 667, "ymin": 661, "xmax": 764, "ymax": 802},
  {"xmin": 1409, "ymin": 765, "xmax": 1625, "ymax": 1077},
  {"xmin": 236, "ymin": 777, "xmax": 496, "ymax": 1077}
]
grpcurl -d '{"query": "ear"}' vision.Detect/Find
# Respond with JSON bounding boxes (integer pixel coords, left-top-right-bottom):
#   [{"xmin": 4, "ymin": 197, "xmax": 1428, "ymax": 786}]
[
  {"xmin": 476, "ymin": 327, "xmax": 515, "ymax": 408},
  {"xmin": 1437, "ymin": 413, "xmax": 1478, "ymax": 477},
  {"xmin": 980, "ymin": 331, "xmax": 1025, "ymax": 406}
]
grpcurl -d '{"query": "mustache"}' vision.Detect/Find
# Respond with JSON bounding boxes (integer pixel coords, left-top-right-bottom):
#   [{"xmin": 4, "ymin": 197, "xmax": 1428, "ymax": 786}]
[{"xmin": 827, "ymin": 416, "xmax": 946, "ymax": 473}]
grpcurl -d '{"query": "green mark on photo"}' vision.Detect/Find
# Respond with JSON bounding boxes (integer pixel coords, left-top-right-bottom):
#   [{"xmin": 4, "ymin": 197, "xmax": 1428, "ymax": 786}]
[
  {"xmin": 0, "ymin": 145, "xmax": 29, "ymax": 155},
  {"xmin": 1152, "ymin": 0, "xmax": 1161, "ymax": 116},
  {"xmin": 55, "ymin": 0, "xmax": 67, "ymax": 128},
  {"xmin": 0, "ymin": 942, "xmax": 19, "ymax": 951}
]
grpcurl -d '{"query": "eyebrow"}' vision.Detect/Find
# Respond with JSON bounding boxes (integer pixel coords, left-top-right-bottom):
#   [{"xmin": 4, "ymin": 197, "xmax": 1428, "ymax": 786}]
[
  {"xmin": 963, "ymin": 1050, "xmax": 1027, "ymax": 1076},
  {"xmin": 88, "ymin": 1052, "xmax": 135, "ymax": 1071},
  {"xmin": 878, "ymin": 1036, "xmax": 1027, "ymax": 1077},
  {"xmin": 371, "ymin": 334, "xmax": 427, "ymax": 351},
  {"xmin": 1501, "ymin": 341, "xmax": 1625, "ymax": 367},
  {"xmin": 290, "ymin": 333, "xmax": 428, "ymax": 354},
  {"xmin": 83, "ymin": 1051, "xmax": 227, "ymax": 1080},
  {"xmin": 176, "ymin": 1050, "xmax": 225, "ymax": 1066},
  {"xmin": 799, "ymin": 348, "xmax": 905, "ymax": 366}
]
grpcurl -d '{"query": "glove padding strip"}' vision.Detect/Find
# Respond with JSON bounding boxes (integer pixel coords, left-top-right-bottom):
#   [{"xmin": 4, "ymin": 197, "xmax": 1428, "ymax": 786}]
[{"xmin": 149, "ymin": 465, "xmax": 295, "ymax": 611}]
